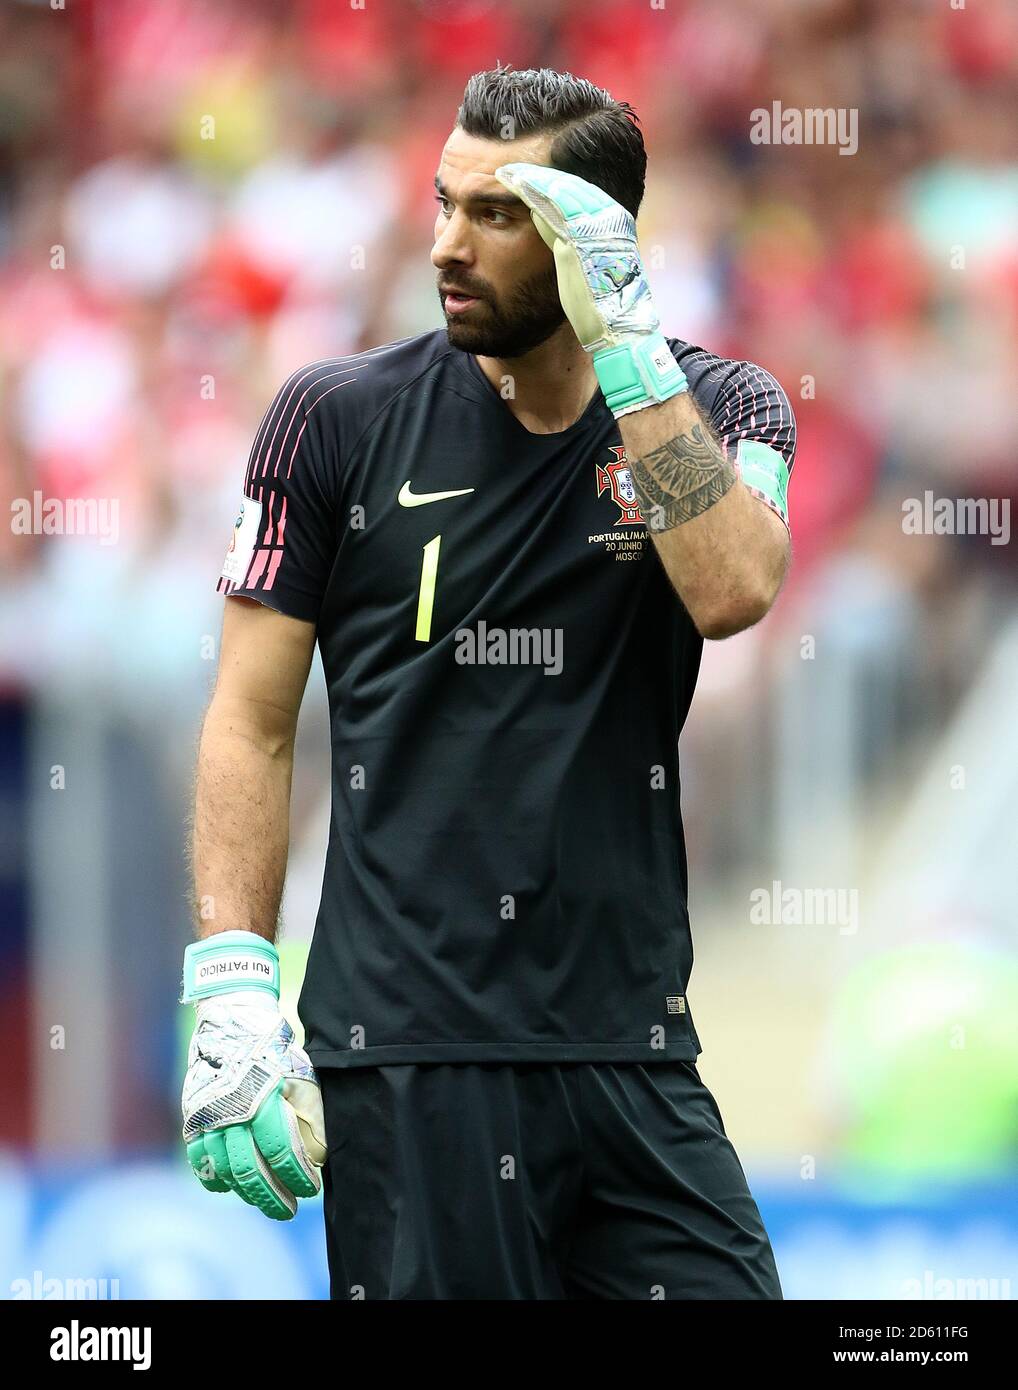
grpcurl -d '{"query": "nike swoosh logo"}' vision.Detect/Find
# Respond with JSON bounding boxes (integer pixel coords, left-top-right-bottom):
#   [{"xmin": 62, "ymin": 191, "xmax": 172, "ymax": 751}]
[{"xmin": 398, "ymin": 481, "xmax": 475, "ymax": 508}]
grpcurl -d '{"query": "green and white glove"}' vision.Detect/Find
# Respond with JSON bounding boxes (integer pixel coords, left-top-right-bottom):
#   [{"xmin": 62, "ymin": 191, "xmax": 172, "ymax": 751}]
[
  {"xmin": 495, "ymin": 162, "xmax": 688, "ymax": 418},
  {"xmin": 180, "ymin": 930, "xmax": 327, "ymax": 1221}
]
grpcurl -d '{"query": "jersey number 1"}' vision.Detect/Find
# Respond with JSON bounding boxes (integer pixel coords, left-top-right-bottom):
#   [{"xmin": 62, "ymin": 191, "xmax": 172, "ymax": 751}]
[{"xmin": 415, "ymin": 534, "xmax": 441, "ymax": 642}]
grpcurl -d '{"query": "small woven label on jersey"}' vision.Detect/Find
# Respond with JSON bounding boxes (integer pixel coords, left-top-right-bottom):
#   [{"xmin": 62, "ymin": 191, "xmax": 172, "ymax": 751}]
[
  {"xmin": 666, "ymin": 995, "xmax": 686, "ymax": 1015},
  {"xmin": 221, "ymin": 494, "xmax": 263, "ymax": 585}
]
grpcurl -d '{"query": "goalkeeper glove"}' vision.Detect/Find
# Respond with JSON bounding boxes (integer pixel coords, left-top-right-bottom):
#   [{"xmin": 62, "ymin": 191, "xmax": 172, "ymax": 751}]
[
  {"xmin": 495, "ymin": 162, "xmax": 688, "ymax": 419},
  {"xmin": 180, "ymin": 930, "xmax": 327, "ymax": 1221}
]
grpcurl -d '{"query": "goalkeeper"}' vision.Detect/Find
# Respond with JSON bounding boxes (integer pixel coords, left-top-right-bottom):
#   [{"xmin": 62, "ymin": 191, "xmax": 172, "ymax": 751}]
[{"xmin": 184, "ymin": 64, "xmax": 793, "ymax": 1298}]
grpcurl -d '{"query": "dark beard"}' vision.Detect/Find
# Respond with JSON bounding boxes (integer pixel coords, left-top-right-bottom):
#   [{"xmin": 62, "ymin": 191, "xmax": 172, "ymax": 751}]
[{"xmin": 440, "ymin": 263, "xmax": 566, "ymax": 358}]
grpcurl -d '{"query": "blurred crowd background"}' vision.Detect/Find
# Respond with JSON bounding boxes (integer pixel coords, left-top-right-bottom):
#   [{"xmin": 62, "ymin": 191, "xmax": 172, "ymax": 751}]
[{"xmin": 1, "ymin": 0, "xmax": 1016, "ymax": 1298}]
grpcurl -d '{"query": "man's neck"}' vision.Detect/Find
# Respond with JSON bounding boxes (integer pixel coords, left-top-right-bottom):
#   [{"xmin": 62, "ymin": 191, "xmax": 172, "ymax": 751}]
[{"xmin": 475, "ymin": 327, "xmax": 598, "ymax": 435}]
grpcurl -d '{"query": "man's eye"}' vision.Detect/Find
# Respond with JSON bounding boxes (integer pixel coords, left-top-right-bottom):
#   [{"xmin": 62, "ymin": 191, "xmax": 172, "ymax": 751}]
[{"xmin": 434, "ymin": 196, "xmax": 508, "ymax": 225}]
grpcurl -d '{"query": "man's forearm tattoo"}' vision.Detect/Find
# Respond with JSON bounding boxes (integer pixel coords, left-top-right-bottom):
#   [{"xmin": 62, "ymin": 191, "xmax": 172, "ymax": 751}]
[{"xmin": 629, "ymin": 423, "xmax": 737, "ymax": 531}]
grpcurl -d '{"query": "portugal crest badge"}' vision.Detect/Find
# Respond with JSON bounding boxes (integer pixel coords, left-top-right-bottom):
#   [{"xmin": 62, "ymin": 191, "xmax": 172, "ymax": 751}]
[{"xmin": 596, "ymin": 446, "xmax": 644, "ymax": 526}]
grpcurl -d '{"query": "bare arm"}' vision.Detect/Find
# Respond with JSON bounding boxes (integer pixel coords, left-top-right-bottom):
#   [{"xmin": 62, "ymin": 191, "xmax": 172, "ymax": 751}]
[
  {"xmin": 617, "ymin": 390, "xmax": 790, "ymax": 640},
  {"xmin": 190, "ymin": 597, "xmax": 317, "ymax": 943}
]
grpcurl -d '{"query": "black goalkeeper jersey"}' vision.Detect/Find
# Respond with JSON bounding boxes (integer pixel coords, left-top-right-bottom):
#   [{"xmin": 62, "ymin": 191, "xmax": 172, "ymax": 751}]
[{"xmin": 216, "ymin": 329, "xmax": 795, "ymax": 1067}]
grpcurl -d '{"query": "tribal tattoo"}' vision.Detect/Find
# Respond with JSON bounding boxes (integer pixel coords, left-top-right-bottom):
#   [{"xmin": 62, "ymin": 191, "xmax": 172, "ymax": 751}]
[{"xmin": 629, "ymin": 423, "xmax": 737, "ymax": 531}]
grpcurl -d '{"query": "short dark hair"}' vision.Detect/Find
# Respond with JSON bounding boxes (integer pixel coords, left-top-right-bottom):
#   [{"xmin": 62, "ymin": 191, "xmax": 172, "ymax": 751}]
[{"xmin": 457, "ymin": 65, "xmax": 647, "ymax": 218}]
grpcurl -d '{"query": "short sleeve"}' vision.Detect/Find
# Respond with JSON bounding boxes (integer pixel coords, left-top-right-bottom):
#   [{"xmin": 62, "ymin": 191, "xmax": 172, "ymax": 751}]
[
  {"xmin": 216, "ymin": 365, "xmax": 340, "ymax": 623},
  {"xmin": 708, "ymin": 359, "xmax": 797, "ymax": 530}
]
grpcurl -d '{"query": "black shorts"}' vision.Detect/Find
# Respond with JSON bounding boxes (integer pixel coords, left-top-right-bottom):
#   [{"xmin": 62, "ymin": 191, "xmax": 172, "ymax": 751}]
[{"xmin": 318, "ymin": 1059, "xmax": 781, "ymax": 1300}]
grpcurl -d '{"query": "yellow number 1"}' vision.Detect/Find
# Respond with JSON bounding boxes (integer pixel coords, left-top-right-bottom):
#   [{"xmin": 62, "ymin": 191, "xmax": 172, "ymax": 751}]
[{"xmin": 415, "ymin": 534, "xmax": 441, "ymax": 642}]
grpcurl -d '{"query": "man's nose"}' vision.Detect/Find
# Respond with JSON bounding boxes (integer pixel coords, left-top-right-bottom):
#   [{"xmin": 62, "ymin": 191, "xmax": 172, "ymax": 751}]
[{"xmin": 431, "ymin": 209, "xmax": 474, "ymax": 270}]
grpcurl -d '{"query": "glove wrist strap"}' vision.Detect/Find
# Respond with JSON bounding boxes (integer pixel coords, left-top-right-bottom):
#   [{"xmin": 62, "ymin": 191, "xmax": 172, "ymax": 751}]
[
  {"xmin": 180, "ymin": 930, "xmax": 280, "ymax": 1003},
  {"xmin": 593, "ymin": 333, "xmax": 688, "ymax": 418}
]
